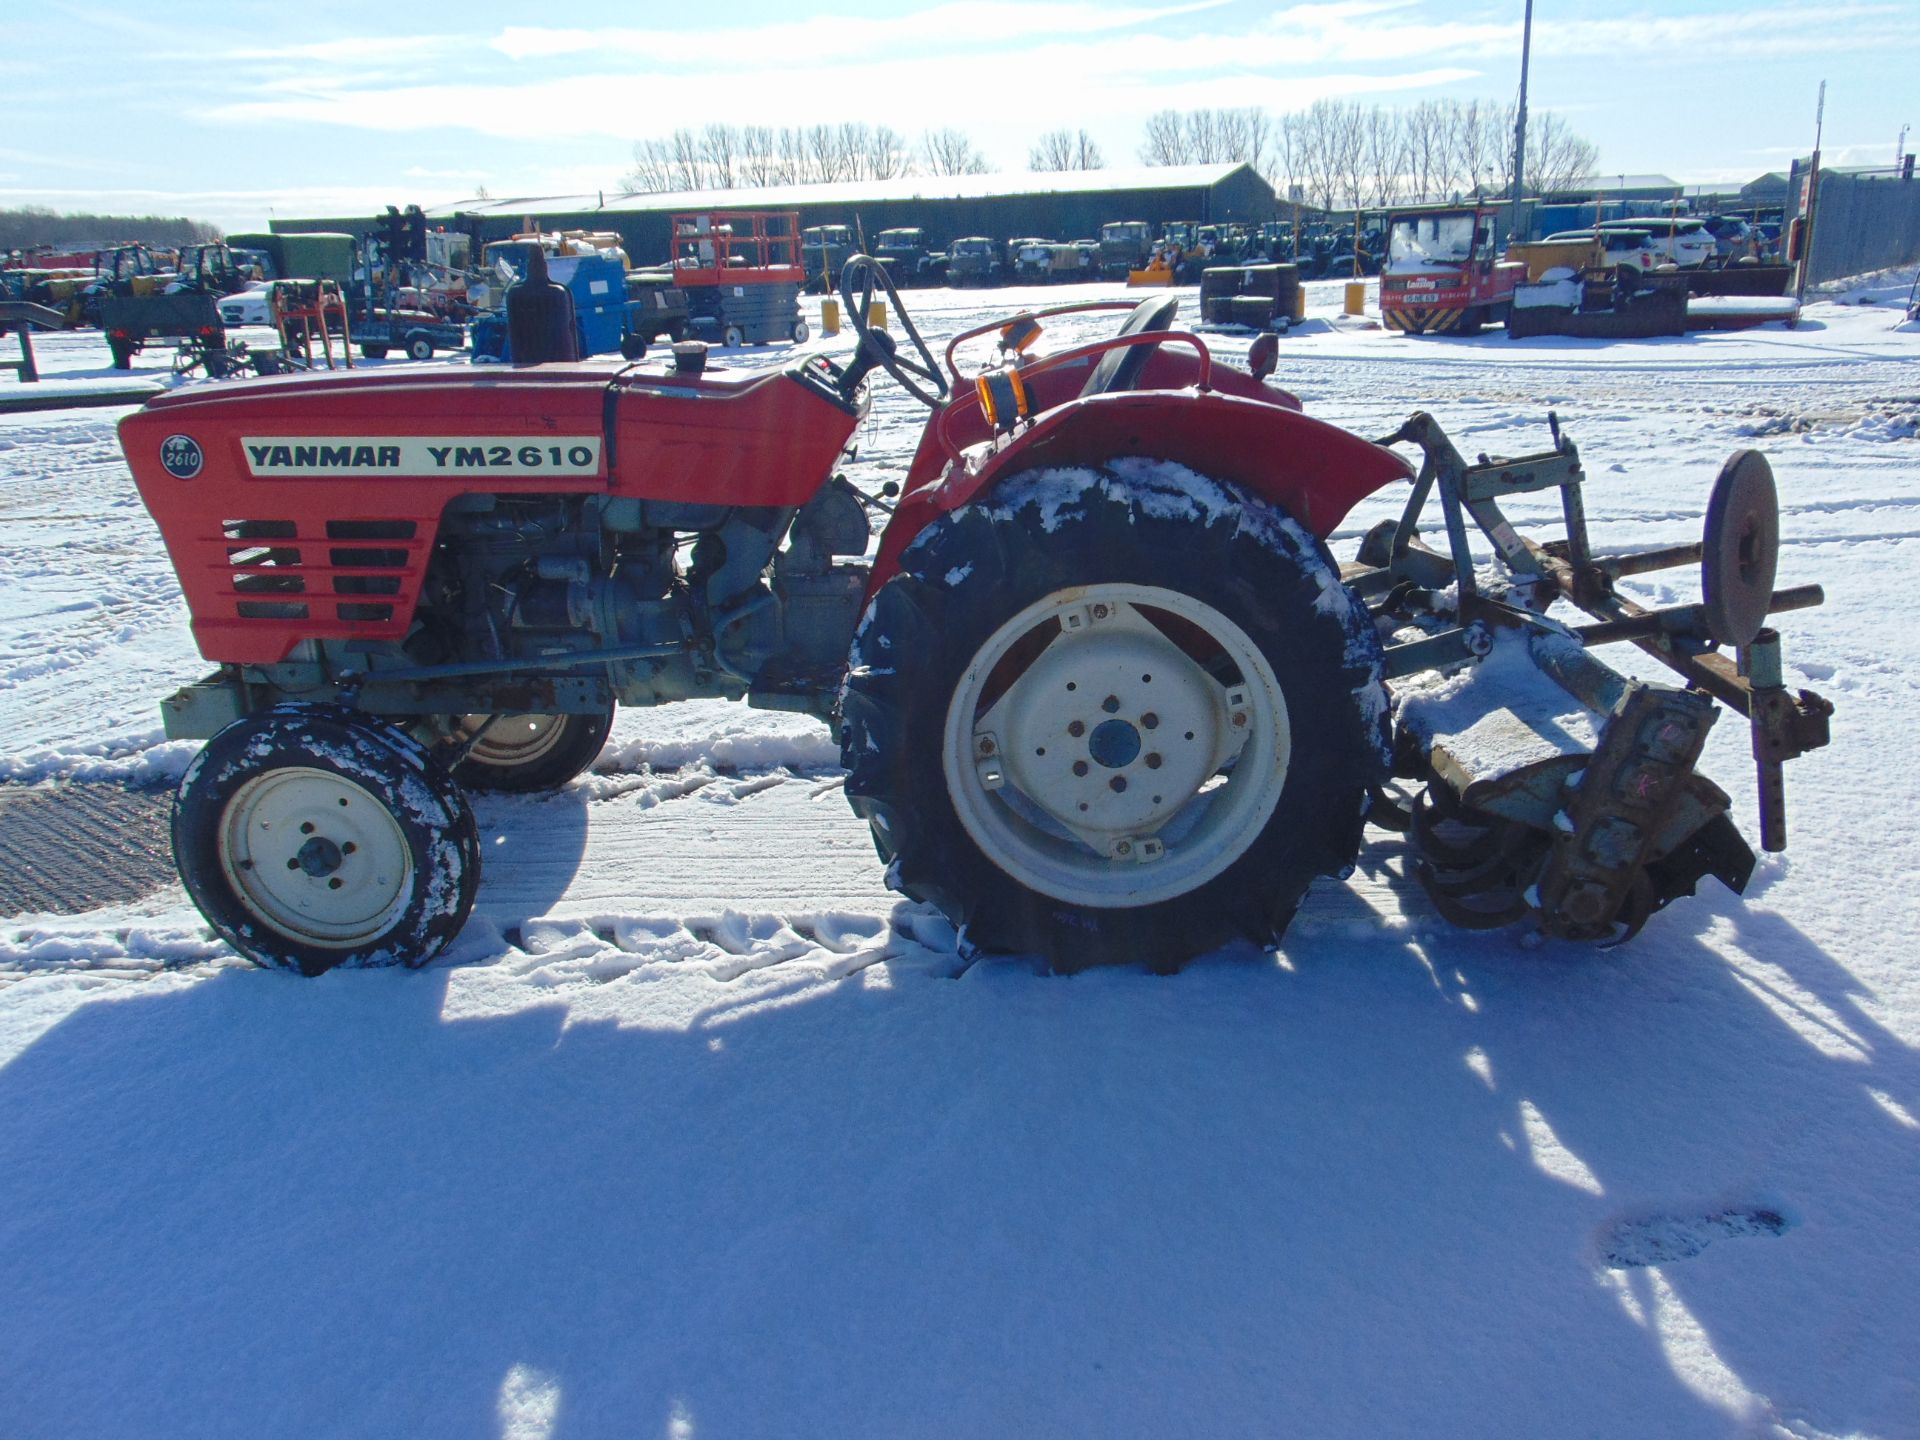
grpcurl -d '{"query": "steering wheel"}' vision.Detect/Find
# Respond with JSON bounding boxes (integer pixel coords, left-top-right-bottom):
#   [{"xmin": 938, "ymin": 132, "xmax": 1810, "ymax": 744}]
[
  {"xmin": 1080, "ymin": 293, "xmax": 1180, "ymax": 398},
  {"xmin": 839, "ymin": 254, "xmax": 950, "ymax": 408}
]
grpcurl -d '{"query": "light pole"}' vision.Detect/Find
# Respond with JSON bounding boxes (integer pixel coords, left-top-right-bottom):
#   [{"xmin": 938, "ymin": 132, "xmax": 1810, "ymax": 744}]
[{"xmin": 1509, "ymin": 0, "xmax": 1535, "ymax": 243}]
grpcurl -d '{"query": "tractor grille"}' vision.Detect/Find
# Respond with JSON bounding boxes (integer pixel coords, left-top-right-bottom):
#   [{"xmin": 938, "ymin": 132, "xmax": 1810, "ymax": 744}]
[{"xmin": 213, "ymin": 517, "xmax": 426, "ymax": 635}]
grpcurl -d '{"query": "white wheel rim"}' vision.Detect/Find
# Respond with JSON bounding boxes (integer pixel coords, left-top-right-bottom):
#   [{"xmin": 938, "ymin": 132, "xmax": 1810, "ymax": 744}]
[
  {"xmin": 942, "ymin": 583, "xmax": 1291, "ymax": 908},
  {"xmin": 217, "ymin": 767, "xmax": 415, "ymax": 947},
  {"xmin": 457, "ymin": 712, "xmax": 569, "ymax": 769}
]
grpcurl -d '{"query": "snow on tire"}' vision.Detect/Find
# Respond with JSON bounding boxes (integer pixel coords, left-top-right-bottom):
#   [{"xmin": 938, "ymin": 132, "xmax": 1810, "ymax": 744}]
[
  {"xmin": 839, "ymin": 460, "xmax": 1389, "ymax": 972},
  {"xmin": 173, "ymin": 703, "xmax": 480, "ymax": 976}
]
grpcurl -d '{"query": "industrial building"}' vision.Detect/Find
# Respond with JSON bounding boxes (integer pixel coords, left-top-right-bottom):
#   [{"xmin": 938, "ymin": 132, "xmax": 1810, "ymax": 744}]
[{"xmin": 275, "ymin": 163, "xmax": 1278, "ymax": 266}]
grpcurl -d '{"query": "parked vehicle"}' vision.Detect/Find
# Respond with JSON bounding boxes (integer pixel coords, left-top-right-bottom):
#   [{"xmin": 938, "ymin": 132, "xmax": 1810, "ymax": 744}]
[
  {"xmin": 1542, "ymin": 229, "xmax": 1662, "ymax": 275},
  {"xmin": 946, "ymin": 236, "xmax": 1003, "ymax": 287},
  {"xmin": 1098, "ymin": 221, "xmax": 1154, "ymax": 278},
  {"xmin": 1598, "ymin": 217, "xmax": 1716, "ymax": 269},
  {"xmin": 117, "ymin": 256, "xmax": 1834, "ymax": 975},
  {"xmin": 800, "ymin": 225, "xmax": 854, "ymax": 292},
  {"xmin": 78, "ymin": 245, "xmax": 175, "ymax": 327},
  {"xmin": 1380, "ymin": 204, "xmax": 1525, "ymax": 335},
  {"xmin": 874, "ymin": 228, "xmax": 935, "ymax": 287},
  {"xmin": 670, "ymin": 212, "xmax": 808, "ymax": 346}
]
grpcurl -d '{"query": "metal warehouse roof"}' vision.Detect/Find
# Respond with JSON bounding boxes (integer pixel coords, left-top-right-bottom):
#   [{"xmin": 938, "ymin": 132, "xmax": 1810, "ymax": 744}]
[{"xmin": 426, "ymin": 163, "xmax": 1262, "ymax": 219}]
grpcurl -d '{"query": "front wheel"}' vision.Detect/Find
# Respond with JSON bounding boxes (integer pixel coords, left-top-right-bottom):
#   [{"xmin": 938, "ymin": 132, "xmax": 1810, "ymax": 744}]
[
  {"xmin": 405, "ymin": 332, "xmax": 435, "ymax": 361},
  {"xmin": 791, "ymin": 317, "xmax": 811, "ymax": 344},
  {"xmin": 173, "ymin": 704, "xmax": 480, "ymax": 975},
  {"xmin": 722, "ymin": 324, "xmax": 745, "ymax": 347},
  {"xmin": 840, "ymin": 462, "xmax": 1388, "ymax": 970},
  {"xmin": 360, "ymin": 343, "xmax": 389, "ymax": 360}
]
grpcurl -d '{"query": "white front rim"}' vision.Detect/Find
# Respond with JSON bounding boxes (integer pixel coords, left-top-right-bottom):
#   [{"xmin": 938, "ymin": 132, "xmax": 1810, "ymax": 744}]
[
  {"xmin": 943, "ymin": 584, "xmax": 1291, "ymax": 908},
  {"xmin": 457, "ymin": 712, "xmax": 569, "ymax": 769},
  {"xmin": 217, "ymin": 767, "xmax": 414, "ymax": 947}
]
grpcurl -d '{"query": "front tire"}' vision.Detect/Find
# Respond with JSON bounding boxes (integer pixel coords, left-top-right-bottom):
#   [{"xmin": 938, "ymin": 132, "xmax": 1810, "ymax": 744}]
[
  {"xmin": 405, "ymin": 332, "xmax": 435, "ymax": 361},
  {"xmin": 840, "ymin": 462, "xmax": 1388, "ymax": 971},
  {"xmin": 173, "ymin": 704, "xmax": 480, "ymax": 975}
]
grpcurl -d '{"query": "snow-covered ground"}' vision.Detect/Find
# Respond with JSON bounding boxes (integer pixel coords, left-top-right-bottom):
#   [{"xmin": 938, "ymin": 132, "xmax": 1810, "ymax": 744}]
[{"xmin": 2, "ymin": 273, "xmax": 1917, "ymax": 1439}]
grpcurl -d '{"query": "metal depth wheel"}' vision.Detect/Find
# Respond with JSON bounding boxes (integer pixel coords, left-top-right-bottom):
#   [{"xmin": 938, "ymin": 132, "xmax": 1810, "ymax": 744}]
[
  {"xmin": 173, "ymin": 704, "xmax": 479, "ymax": 975},
  {"xmin": 448, "ymin": 708, "xmax": 613, "ymax": 794},
  {"xmin": 841, "ymin": 462, "xmax": 1388, "ymax": 971}
]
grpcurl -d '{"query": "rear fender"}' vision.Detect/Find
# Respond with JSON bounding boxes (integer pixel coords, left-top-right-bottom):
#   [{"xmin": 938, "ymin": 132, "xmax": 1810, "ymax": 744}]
[{"xmin": 872, "ymin": 388, "xmax": 1413, "ymax": 597}]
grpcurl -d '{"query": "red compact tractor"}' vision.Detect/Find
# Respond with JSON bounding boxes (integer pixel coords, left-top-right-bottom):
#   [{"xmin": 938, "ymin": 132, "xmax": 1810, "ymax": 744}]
[{"xmin": 119, "ymin": 259, "xmax": 1833, "ymax": 975}]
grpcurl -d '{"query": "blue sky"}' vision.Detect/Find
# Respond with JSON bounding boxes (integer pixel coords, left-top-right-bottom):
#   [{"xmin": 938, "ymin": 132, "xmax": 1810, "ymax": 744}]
[{"xmin": 2, "ymin": 0, "xmax": 1913, "ymax": 229}]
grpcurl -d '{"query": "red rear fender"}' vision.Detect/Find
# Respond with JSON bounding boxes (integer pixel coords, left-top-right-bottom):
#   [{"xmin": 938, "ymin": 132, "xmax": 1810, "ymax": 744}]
[{"xmin": 873, "ymin": 389, "xmax": 1412, "ymax": 596}]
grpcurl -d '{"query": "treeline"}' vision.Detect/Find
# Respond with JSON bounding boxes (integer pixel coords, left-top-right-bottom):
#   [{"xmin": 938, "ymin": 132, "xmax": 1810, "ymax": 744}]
[
  {"xmin": 622, "ymin": 125, "xmax": 988, "ymax": 193},
  {"xmin": 1, "ymin": 206, "xmax": 221, "ymax": 253},
  {"xmin": 619, "ymin": 98, "xmax": 1599, "ymax": 213},
  {"xmin": 1141, "ymin": 99, "xmax": 1599, "ymax": 212}
]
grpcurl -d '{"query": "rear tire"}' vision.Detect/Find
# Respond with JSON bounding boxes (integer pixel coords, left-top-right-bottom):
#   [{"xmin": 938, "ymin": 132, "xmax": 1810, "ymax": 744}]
[
  {"xmin": 840, "ymin": 462, "xmax": 1388, "ymax": 971},
  {"xmin": 360, "ymin": 344, "xmax": 389, "ymax": 360},
  {"xmin": 448, "ymin": 708, "xmax": 614, "ymax": 793},
  {"xmin": 173, "ymin": 704, "xmax": 480, "ymax": 976},
  {"xmin": 722, "ymin": 324, "xmax": 745, "ymax": 348},
  {"xmin": 405, "ymin": 333, "xmax": 435, "ymax": 361}
]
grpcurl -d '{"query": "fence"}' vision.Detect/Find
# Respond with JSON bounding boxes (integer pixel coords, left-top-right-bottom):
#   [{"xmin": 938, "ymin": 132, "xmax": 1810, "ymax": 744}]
[{"xmin": 1793, "ymin": 165, "xmax": 1920, "ymax": 285}]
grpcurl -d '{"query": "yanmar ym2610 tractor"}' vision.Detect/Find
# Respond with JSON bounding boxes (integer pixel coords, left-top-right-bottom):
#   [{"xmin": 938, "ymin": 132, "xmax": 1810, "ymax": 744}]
[{"xmin": 119, "ymin": 258, "xmax": 1834, "ymax": 975}]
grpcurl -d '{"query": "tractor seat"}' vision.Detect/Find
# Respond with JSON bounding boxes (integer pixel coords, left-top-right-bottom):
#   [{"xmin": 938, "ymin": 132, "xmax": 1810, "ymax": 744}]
[{"xmin": 1079, "ymin": 293, "xmax": 1180, "ymax": 398}]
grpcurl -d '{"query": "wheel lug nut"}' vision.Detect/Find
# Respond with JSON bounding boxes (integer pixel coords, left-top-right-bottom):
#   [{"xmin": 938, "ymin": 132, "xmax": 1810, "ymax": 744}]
[
  {"xmin": 328, "ymin": 878, "xmax": 342, "ymax": 890},
  {"xmin": 1067, "ymin": 720, "xmax": 1085, "ymax": 738},
  {"xmin": 300, "ymin": 822, "xmax": 315, "ymax": 834},
  {"xmin": 1092, "ymin": 603, "xmax": 1110, "ymax": 619},
  {"xmin": 1109, "ymin": 776, "xmax": 1127, "ymax": 793},
  {"xmin": 285, "ymin": 859, "xmax": 299, "ymax": 870},
  {"xmin": 1232, "ymin": 712, "xmax": 1248, "ymax": 728},
  {"xmin": 1101, "ymin": 695, "xmax": 1120, "ymax": 713},
  {"xmin": 978, "ymin": 736, "xmax": 995, "ymax": 755},
  {"xmin": 1073, "ymin": 760, "xmax": 1089, "ymax": 777},
  {"xmin": 1142, "ymin": 713, "xmax": 1158, "ymax": 729},
  {"xmin": 1146, "ymin": 753, "xmax": 1162, "ymax": 769},
  {"xmin": 341, "ymin": 842, "xmax": 356, "ymax": 855}
]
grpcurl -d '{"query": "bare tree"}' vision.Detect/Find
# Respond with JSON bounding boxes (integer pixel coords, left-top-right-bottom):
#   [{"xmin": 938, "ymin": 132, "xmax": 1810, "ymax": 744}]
[
  {"xmin": 922, "ymin": 127, "xmax": 990, "ymax": 176},
  {"xmin": 739, "ymin": 125, "xmax": 779, "ymax": 187},
  {"xmin": 865, "ymin": 124, "xmax": 912, "ymax": 180},
  {"xmin": 622, "ymin": 138, "xmax": 674, "ymax": 193},
  {"xmin": 1030, "ymin": 128, "xmax": 1105, "ymax": 171},
  {"xmin": 1362, "ymin": 105, "xmax": 1406, "ymax": 208},
  {"xmin": 1528, "ymin": 112, "xmax": 1600, "ymax": 196},
  {"xmin": 700, "ymin": 124, "xmax": 738, "ymax": 191},
  {"xmin": 1330, "ymin": 102, "xmax": 1368, "ymax": 211},
  {"xmin": 1139, "ymin": 109, "xmax": 1188, "ymax": 165}
]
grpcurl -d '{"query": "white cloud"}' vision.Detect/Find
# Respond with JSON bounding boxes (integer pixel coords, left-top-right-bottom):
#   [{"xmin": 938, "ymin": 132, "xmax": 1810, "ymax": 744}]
[{"xmin": 489, "ymin": 1, "xmax": 1229, "ymax": 65}]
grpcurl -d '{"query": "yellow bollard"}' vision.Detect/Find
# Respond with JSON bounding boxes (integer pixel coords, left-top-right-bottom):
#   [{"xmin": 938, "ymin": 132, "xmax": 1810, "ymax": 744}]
[
  {"xmin": 821, "ymin": 297, "xmax": 840, "ymax": 337},
  {"xmin": 1293, "ymin": 286, "xmax": 1308, "ymax": 323},
  {"xmin": 1344, "ymin": 280, "xmax": 1367, "ymax": 316},
  {"xmin": 868, "ymin": 299, "xmax": 888, "ymax": 330}
]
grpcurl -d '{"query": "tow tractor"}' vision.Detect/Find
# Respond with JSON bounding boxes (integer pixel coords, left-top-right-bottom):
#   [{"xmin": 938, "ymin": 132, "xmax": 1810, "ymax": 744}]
[
  {"xmin": 1379, "ymin": 203, "xmax": 1526, "ymax": 335},
  {"xmin": 117, "ymin": 258, "xmax": 1833, "ymax": 975}
]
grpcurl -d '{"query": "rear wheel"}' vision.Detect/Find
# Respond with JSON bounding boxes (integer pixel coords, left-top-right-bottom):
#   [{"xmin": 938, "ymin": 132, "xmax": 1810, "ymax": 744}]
[
  {"xmin": 841, "ymin": 462, "xmax": 1388, "ymax": 970},
  {"xmin": 405, "ymin": 332, "xmax": 435, "ymax": 361},
  {"xmin": 722, "ymin": 324, "xmax": 745, "ymax": 347},
  {"xmin": 448, "ymin": 708, "xmax": 614, "ymax": 793},
  {"xmin": 360, "ymin": 343, "xmax": 389, "ymax": 360},
  {"xmin": 173, "ymin": 704, "xmax": 480, "ymax": 975}
]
